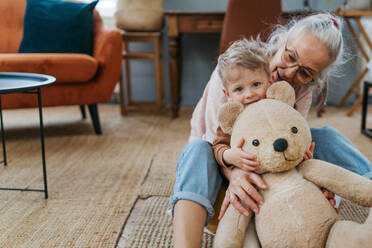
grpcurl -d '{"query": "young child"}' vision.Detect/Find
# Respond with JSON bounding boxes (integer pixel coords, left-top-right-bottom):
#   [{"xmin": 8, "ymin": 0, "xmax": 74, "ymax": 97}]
[{"xmin": 212, "ymin": 38, "xmax": 272, "ymax": 171}]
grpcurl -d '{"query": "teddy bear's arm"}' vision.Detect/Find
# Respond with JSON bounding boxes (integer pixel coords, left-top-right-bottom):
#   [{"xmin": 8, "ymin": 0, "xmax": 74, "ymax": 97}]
[{"xmin": 298, "ymin": 159, "xmax": 372, "ymax": 207}]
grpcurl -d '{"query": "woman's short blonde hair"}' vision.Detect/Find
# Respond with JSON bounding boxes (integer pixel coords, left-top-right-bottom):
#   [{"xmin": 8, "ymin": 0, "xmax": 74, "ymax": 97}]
[{"xmin": 217, "ymin": 38, "xmax": 270, "ymax": 87}]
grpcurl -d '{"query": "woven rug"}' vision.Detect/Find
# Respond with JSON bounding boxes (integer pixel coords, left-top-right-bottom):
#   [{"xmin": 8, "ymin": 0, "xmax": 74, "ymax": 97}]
[
  {"xmin": 123, "ymin": 197, "xmax": 214, "ymax": 248},
  {"xmin": 138, "ymin": 115, "xmax": 189, "ymax": 199},
  {"xmin": 0, "ymin": 105, "xmax": 189, "ymax": 248}
]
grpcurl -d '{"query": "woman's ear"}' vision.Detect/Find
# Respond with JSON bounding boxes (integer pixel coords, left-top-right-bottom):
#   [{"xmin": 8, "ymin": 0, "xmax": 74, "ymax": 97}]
[
  {"xmin": 266, "ymin": 81, "xmax": 295, "ymax": 107},
  {"xmin": 222, "ymin": 88, "xmax": 229, "ymax": 98},
  {"xmin": 218, "ymin": 102, "xmax": 244, "ymax": 135}
]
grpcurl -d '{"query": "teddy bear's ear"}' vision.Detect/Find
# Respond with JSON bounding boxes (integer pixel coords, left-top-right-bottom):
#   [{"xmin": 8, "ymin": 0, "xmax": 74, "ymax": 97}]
[
  {"xmin": 218, "ymin": 102, "xmax": 244, "ymax": 135},
  {"xmin": 266, "ymin": 81, "xmax": 296, "ymax": 107}
]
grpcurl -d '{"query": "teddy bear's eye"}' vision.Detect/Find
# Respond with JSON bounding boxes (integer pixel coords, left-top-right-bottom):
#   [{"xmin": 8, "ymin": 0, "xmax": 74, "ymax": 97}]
[
  {"xmin": 291, "ymin": 127, "xmax": 298, "ymax": 134},
  {"xmin": 252, "ymin": 139, "xmax": 260, "ymax": 146}
]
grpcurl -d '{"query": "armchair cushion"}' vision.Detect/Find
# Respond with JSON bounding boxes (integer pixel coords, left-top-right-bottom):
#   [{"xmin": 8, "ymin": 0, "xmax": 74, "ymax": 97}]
[
  {"xmin": 19, "ymin": 0, "xmax": 98, "ymax": 55},
  {"xmin": 0, "ymin": 53, "xmax": 98, "ymax": 83}
]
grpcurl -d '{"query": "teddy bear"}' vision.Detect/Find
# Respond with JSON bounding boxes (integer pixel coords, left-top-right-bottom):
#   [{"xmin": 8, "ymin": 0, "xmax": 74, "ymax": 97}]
[{"xmin": 213, "ymin": 81, "xmax": 372, "ymax": 248}]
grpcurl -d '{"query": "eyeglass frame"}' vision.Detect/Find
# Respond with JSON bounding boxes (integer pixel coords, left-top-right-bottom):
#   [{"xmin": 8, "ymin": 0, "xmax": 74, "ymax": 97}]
[{"xmin": 281, "ymin": 42, "xmax": 316, "ymax": 84}]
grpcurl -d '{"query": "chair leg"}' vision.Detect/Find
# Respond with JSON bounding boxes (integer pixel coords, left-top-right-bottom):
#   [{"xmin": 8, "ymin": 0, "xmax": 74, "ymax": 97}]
[
  {"xmin": 88, "ymin": 104, "xmax": 102, "ymax": 135},
  {"xmin": 80, "ymin": 105, "xmax": 86, "ymax": 119}
]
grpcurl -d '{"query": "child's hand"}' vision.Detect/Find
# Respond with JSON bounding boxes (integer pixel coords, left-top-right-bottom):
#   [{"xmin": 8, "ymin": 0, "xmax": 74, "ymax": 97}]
[
  {"xmin": 303, "ymin": 142, "xmax": 315, "ymax": 161},
  {"xmin": 223, "ymin": 138, "xmax": 259, "ymax": 171}
]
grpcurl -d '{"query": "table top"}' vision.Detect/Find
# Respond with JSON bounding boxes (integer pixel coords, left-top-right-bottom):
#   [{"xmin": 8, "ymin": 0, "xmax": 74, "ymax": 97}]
[{"xmin": 0, "ymin": 72, "xmax": 56, "ymax": 94}]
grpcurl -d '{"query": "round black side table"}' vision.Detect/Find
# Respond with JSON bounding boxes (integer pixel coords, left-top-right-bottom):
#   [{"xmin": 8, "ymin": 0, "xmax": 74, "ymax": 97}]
[{"xmin": 0, "ymin": 72, "xmax": 55, "ymax": 199}]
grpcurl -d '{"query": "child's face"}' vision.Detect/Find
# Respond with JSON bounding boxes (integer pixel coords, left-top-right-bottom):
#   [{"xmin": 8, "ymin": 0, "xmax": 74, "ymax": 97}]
[{"xmin": 223, "ymin": 67, "xmax": 271, "ymax": 107}]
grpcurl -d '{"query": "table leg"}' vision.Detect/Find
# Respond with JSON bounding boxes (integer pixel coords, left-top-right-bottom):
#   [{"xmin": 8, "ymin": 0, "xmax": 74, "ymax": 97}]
[
  {"xmin": 169, "ymin": 36, "xmax": 181, "ymax": 118},
  {"xmin": 37, "ymin": 89, "xmax": 48, "ymax": 199},
  {"xmin": 0, "ymin": 96, "xmax": 7, "ymax": 166}
]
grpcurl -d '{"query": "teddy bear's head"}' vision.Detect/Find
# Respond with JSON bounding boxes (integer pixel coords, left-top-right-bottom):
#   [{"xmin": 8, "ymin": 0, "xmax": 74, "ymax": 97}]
[{"xmin": 219, "ymin": 81, "xmax": 312, "ymax": 173}]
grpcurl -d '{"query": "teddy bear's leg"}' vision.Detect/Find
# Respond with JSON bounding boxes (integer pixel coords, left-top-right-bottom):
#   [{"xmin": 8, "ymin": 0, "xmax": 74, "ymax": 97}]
[
  {"xmin": 242, "ymin": 217, "xmax": 261, "ymax": 248},
  {"xmin": 326, "ymin": 208, "xmax": 372, "ymax": 248},
  {"xmin": 213, "ymin": 205, "xmax": 252, "ymax": 248}
]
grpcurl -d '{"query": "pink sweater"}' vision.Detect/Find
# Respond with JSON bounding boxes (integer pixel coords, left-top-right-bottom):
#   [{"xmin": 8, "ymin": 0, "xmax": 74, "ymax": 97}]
[{"xmin": 189, "ymin": 66, "xmax": 315, "ymax": 144}]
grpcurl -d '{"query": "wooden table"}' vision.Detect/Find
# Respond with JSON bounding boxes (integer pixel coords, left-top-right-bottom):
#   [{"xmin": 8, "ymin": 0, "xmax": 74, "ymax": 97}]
[
  {"xmin": 165, "ymin": 11, "xmax": 225, "ymax": 118},
  {"xmin": 336, "ymin": 8, "xmax": 372, "ymax": 116}
]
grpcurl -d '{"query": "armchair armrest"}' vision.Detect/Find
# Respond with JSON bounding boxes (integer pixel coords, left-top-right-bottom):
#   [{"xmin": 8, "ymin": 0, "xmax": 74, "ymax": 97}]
[
  {"xmin": 90, "ymin": 26, "xmax": 122, "ymax": 102},
  {"xmin": 93, "ymin": 28, "xmax": 122, "ymax": 65}
]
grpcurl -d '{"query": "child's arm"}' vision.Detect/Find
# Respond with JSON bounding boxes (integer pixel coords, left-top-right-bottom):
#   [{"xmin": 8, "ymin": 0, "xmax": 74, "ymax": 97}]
[
  {"xmin": 213, "ymin": 127, "xmax": 259, "ymax": 171},
  {"xmin": 223, "ymin": 139, "xmax": 259, "ymax": 171}
]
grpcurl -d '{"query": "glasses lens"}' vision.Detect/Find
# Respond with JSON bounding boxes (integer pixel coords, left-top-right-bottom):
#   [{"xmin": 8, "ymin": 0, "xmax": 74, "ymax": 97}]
[{"xmin": 296, "ymin": 67, "xmax": 313, "ymax": 83}]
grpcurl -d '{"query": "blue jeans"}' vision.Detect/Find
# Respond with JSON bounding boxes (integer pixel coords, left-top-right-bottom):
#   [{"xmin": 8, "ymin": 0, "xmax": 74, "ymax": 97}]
[
  {"xmin": 170, "ymin": 127, "xmax": 372, "ymax": 223},
  {"xmin": 170, "ymin": 139, "xmax": 223, "ymax": 223},
  {"xmin": 311, "ymin": 126, "xmax": 372, "ymax": 179}
]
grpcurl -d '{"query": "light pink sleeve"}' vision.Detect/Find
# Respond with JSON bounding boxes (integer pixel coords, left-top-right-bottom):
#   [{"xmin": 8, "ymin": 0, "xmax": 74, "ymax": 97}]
[
  {"xmin": 294, "ymin": 85, "xmax": 315, "ymax": 119},
  {"xmin": 189, "ymin": 65, "xmax": 227, "ymax": 144}
]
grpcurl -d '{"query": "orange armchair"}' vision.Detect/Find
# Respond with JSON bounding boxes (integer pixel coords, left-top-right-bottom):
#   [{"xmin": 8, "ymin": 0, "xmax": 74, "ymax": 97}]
[{"xmin": 0, "ymin": 0, "xmax": 122, "ymax": 134}]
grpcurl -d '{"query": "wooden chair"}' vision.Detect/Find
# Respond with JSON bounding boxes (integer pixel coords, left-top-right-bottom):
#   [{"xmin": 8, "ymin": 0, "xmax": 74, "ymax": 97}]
[
  {"xmin": 119, "ymin": 31, "xmax": 165, "ymax": 115},
  {"xmin": 336, "ymin": 8, "xmax": 372, "ymax": 116}
]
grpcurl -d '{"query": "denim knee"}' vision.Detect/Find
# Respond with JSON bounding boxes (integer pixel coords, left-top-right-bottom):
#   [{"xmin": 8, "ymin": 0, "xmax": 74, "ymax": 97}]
[
  {"xmin": 311, "ymin": 126, "xmax": 372, "ymax": 179},
  {"xmin": 170, "ymin": 139, "xmax": 223, "ymax": 224}
]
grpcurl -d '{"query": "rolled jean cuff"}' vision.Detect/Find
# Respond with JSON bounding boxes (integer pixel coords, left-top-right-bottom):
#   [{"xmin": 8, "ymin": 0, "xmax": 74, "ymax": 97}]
[
  {"xmin": 170, "ymin": 191, "xmax": 215, "ymax": 225},
  {"xmin": 363, "ymin": 171, "xmax": 372, "ymax": 179}
]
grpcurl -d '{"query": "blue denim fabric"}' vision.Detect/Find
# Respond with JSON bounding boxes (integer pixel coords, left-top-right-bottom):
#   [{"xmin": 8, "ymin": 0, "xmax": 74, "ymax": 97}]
[
  {"xmin": 311, "ymin": 126, "xmax": 372, "ymax": 179},
  {"xmin": 170, "ymin": 139, "xmax": 223, "ymax": 224}
]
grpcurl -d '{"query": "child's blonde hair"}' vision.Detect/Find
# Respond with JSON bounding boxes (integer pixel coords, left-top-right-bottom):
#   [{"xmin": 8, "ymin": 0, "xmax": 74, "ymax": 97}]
[{"xmin": 218, "ymin": 38, "xmax": 270, "ymax": 87}]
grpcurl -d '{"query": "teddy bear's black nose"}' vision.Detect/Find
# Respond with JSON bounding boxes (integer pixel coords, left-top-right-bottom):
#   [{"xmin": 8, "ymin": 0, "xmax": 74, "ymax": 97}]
[{"xmin": 273, "ymin": 138, "xmax": 288, "ymax": 152}]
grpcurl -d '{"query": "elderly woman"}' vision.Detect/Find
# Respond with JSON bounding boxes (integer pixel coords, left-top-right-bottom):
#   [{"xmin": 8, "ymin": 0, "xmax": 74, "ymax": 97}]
[{"xmin": 171, "ymin": 13, "xmax": 372, "ymax": 247}]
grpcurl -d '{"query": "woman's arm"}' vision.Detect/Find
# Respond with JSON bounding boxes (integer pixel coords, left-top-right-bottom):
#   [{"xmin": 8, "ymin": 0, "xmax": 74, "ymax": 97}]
[{"xmin": 219, "ymin": 167, "xmax": 267, "ymax": 219}]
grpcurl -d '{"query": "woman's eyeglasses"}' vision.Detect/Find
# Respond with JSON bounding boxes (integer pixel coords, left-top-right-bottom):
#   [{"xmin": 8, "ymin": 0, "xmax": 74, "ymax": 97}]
[{"xmin": 281, "ymin": 43, "xmax": 314, "ymax": 84}]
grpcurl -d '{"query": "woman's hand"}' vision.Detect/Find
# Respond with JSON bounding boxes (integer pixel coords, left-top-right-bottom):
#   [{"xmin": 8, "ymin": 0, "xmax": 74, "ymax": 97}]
[
  {"xmin": 303, "ymin": 142, "xmax": 315, "ymax": 160},
  {"xmin": 321, "ymin": 188, "xmax": 339, "ymax": 213},
  {"xmin": 218, "ymin": 168, "xmax": 268, "ymax": 220}
]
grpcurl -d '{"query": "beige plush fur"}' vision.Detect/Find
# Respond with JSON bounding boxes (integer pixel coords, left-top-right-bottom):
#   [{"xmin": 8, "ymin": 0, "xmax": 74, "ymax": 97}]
[{"xmin": 214, "ymin": 82, "xmax": 372, "ymax": 248}]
